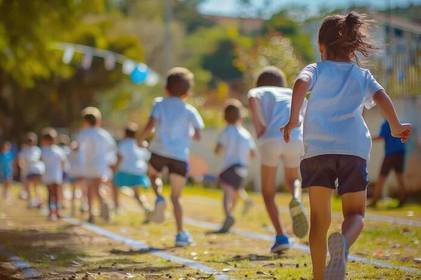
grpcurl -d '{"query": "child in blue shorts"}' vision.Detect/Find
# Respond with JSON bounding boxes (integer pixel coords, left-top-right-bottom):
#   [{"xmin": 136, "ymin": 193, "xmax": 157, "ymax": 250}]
[
  {"xmin": 284, "ymin": 12, "xmax": 413, "ymax": 280},
  {"xmin": 0, "ymin": 141, "xmax": 14, "ymax": 199},
  {"xmin": 112, "ymin": 122, "xmax": 152, "ymax": 221}
]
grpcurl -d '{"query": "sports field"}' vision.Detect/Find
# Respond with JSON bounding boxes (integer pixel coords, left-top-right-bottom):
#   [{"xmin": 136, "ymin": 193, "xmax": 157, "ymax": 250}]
[{"xmin": 0, "ymin": 184, "xmax": 420, "ymax": 279}]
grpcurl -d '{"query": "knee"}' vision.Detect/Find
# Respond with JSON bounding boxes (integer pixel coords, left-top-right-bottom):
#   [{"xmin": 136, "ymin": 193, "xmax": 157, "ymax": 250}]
[
  {"xmin": 170, "ymin": 194, "xmax": 180, "ymax": 204},
  {"xmin": 310, "ymin": 211, "xmax": 331, "ymax": 232}
]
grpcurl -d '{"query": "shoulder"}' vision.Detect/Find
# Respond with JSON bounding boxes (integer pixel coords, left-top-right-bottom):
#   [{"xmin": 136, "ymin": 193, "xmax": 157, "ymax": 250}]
[
  {"xmin": 238, "ymin": 126, "xmax": 252, "ymax": 139},
  {"xmin": 185, "ymin": 103, "xmax": 201, "ymax": 117}
]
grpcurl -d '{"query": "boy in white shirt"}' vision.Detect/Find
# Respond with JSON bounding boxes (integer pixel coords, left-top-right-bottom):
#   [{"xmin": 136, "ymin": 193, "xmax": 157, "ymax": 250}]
[
  {"xmin": 112, "ymin": 122, "xmax": 152, "ymax": 220},
  {"xmin": 214, "ymin": 99, "xmax": 256, "ymax": 233},
  {"xmin": 139, "ymin": 67, "xmax": 204, "ymax": 247},
  {"xmin": 248, "ymin": 66, "xmax": 308, "ymax": 253},
  {"xmin": 18, "ymin": 132, "xmax": 45, "ymax": 208},
  {"xmin": 77, "ymin": 107, "xmax": 117, "ymax": 223},
  {"xmin": 41, "ymin": 128, "xmax": 67, "ymax": 220}
]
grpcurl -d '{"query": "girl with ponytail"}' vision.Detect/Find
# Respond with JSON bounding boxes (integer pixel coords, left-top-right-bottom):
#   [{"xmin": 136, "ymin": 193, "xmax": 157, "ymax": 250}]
[{"xmin": 283, "ymin": 11, "xmax": 412, "ymax": 280}]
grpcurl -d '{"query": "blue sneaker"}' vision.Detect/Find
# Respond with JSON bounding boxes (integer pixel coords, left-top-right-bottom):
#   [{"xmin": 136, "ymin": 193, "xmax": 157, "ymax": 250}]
[
  {"xmin": 175, "ymin": 231, "xmax": 193, "ymax": 247},
  {"xmin": 270, "ymin": 234, "xmax": 290, "ymax": 253},
  {"xmin": 150, "ymin": 195, "xmax": 166, "ymax": 223}
]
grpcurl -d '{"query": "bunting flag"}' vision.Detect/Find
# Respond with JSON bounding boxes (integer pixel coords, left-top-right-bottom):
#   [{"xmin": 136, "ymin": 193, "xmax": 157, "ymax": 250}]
[{"xmin": 55, "ymin": 42, "xmax": 159, "ymax": 86}]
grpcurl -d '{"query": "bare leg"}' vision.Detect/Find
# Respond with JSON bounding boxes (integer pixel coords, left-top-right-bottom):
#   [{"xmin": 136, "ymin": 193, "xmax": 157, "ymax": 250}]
[
  {"xmin": 308, "ymin": 187, "xmax": 333, "ymax": 280},
  {"xmin": 86, "ymin": 179, "xmax": 95, "ymax": 219},
  {"xmin": 148, "ymin": 166, "xmax": 163, "ymax": 198},
  {"xmin": 395, "ymin": 173, "xmax": 407, "ymax": 204},
  {"xmin": 47, "ymin": 184, "xmax": 53, "ymax": 216},
  {"xmin": 261, "ymin": 165, "xmax": 285, "ymax": 235},
  {"xmin": 284, "ymin": 167, "xmax": 300, "ymax": 194},
  {"xmin": 371, "ymin": 175, "xmax": 386, "ymax": 205},
  {"xmin": 3, "ymin": 180, "xmax": 10, "ymax": 199},
  {"xmin": 222, "ymin": 183, "xmax": 234, "ymax": 217},
  {"xmin": 341, "ymin": 190, "xmax": 366, "ymax": 247},
  {"xmin": 112, "ymin": 185, "xmax": 120, "ymax": 210},
  {"xmin": 169, "ymin": 174, "xmax": 186, "ymax": 233},
  {"xmin": 133, "ymin": 188, "xmax": 150, "ymax": 211},
  {"xmin": 71, "ymin": 182, "xmax": 77, "ymax": 215}
]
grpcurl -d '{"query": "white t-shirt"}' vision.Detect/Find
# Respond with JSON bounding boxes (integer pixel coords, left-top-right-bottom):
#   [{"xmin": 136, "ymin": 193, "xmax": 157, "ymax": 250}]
[
  {"xmin": 297, "ymin": 61, "xmax": 383, "ymax": 160},
  {"xmin": 41, "ymin": 145, "xmax": 66, "ymax": 184},
  {"xmin": 77, "ymin": 127, "xmax": 117, "ymax": 179},
  {"xmin": 248, "ymin": 86, "xmax": 304, "ymax": 143},
  {"xmin": 68, "ymin": 149, "xmax": 83, "ymax": 178},
  {"xmin": 19, "ymin": 146, "xmax": 45, "ymax": 177},
  {"xmin": 149, "ymin": 97, "xmax": 204, "ymax": 162},
  {"xmin": 217, "ymin": 124, "xmax": 256, "ymax": 170},
  {"xmin": 117, "ymin": 138, "xmax": 150, "ymax": 176}
]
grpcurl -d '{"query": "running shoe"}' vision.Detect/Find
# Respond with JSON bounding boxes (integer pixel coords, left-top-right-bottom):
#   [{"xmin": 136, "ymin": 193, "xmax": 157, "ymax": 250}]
[
  {"xmin": 289, "ymin": 179, "xmax": 309, "ymax": 238},
  {"xmin": 324, "ymin": 232, "xmax": 348, "ymax": 280},
  {"xmin": 175, "ymin": 231, "xmax": 193, "ymax": 247},
  {"xmin": 217, "ymin": 215, "xmax": 235, "ymax": 233},
  {"xmin": 150, "ymin": 196, "xmax": 166, "ymax": 223},
  {"xmin": 270, "ymin": 234, "xmax": 290, "ymax": 254}
]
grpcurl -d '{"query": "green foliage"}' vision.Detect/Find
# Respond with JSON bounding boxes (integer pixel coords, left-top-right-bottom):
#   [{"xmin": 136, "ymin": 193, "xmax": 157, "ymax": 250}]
[{"xmin": 264, "ymin": 11, "xmax": 315, "ymax": 63}]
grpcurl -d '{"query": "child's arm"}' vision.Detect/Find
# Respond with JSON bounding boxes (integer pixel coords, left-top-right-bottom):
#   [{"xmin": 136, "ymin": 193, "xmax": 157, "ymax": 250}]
[
  {"xmin": 248, "ymin": 97, "xmax": 266, "ymax": 138},
  {"xmin": 283, "ymin": 79, "xmax": 309, "ymax": 142},
  {"xmin": 373, "ymin": 90, "xmax": 412, "ymax": 143},
  {"xmin": 138, "ymin": 117, "xmax": 156, "ymax": 143},
  {"xmin": 372, "ymin": 135, "xmax": 383, "ymax": 142},
  {"xmin": 249, "ymin": 148, "xmax": 256, "ymax": 158},
  {"xmin": 111, "ymin": 153, "xmax": 122, "ymax": 173}
]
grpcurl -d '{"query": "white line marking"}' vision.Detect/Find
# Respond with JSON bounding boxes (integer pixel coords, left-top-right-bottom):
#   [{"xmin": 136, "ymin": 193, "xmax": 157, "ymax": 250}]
[
  {"xmin": 186, "ymin": 195, "xmax": 421, "ymax": 227},
  {"xmin": 184, "ymin": 217, "xmax": 421, "ymax": 275},
  {"xmin": 0, "ymin": 244, "xmax": 40, "ymax": 279},
  {"xmin": 63, "ymin": 218, "xmax": 229, "ymax": 280}
]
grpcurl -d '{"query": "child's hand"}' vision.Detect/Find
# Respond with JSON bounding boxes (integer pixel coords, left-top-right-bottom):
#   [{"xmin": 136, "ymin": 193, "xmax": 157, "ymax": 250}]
[
  {"xmin": 282, "ymin": 121, "xmax": 297, "ymax": 143},
  {"xmin": 391, "ymin": 123, "xmax": 412, "ymax": 143},
  {"xmin": 140, "ymin": 140, "xmax": 149, "ymax": 148}
]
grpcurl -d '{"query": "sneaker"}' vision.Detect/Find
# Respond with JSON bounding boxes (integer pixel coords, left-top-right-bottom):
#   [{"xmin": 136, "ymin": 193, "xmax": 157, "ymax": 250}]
[
  {"xmin": 175, "ymin": 231, "xmax": 193, "ymax": 247},
  {"xmin": 150, "ymin": 196, "xmax": 166, "ymax": 224},
  {"xmin": 217, "ymin": 215, "xmax": 235, "ymax": 233},
  {"xmin": 100, "ymin": 202, "xmax": 110, "ymax": 222},
  {"xmin": 270, "ymin": 234, "xmax": 290, "ymax": 254},
  {"xmin": 325, "ymin": 232, "xmax": 348, "ymax": 280},
  {"xmin": 289, "ymin": 197, "xmax": 309, "ymax": 238},
  {"xmin": 242, "ymin": 199, "xmax": 253, "ymax": 216}
]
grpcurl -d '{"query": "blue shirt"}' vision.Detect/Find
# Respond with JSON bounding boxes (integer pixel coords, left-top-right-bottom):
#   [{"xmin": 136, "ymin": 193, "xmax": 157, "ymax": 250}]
[
  {"xmin": 297, "ymin": 61, "xmax": 384, "ymax": 160},
  {"xmin": 379, "ymin": 120, "xmax": 406, "ymax": 156},
  {"xmin": 0, "ymin": 151, "xmax": 14, "ymax": 176}
]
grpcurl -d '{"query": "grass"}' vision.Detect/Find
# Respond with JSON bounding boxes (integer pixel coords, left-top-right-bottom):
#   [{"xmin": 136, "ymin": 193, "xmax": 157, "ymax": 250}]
[{"xmin": 0, "ymin": 184, "xmax": 420, "ymax": 279}]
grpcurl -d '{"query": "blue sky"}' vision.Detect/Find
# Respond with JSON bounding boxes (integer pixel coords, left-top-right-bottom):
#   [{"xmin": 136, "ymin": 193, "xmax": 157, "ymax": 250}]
[{"xmin": 199, "ymin": 0, "xmax": 420, "ymax": 17}]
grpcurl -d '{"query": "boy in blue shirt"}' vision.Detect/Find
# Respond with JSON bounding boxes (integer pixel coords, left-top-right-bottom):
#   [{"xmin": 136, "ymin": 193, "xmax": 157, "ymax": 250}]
[
  {"xmin": 0, "ymin": 141, "xmax": 14, "ymax": 199},
  {"xmin": 369, "ymin": 120, "xmax": 407, "ymax": 207}
]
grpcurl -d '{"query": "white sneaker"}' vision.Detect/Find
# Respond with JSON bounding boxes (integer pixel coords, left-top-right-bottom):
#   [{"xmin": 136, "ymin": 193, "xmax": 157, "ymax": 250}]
[
  {"xmin": 150, "ymin": 196, "xmax": 166, "ymax": 224},
  {"xmin": 324, "ymin": 232, "xmax": 348, "ymax": 280}
]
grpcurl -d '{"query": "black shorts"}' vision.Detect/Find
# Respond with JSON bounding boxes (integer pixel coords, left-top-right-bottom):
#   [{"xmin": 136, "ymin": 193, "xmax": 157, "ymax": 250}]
[
  {"xmin": 380, "ymin": 153, "xmax": 405, "ymax": 176},
  {"xmin": 301, "ymin": 154, "xmax": 368, "ymax": 195},
  {"xmin": 149, "ymin": 153, "xmax": 188, "ymax": 177},
  {"xmin": 219, "ymin": 164, "xmax": 247, "ymax": 190}
]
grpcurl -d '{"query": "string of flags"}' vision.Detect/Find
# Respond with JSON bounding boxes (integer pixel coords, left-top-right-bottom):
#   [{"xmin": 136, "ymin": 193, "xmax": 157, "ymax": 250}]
[{"xmin": 55, "ymin": 42, "xmax": 159, "ymax": 86}]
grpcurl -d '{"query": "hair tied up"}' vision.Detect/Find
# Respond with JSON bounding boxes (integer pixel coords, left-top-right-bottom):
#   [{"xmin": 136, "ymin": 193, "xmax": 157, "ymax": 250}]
[{"xmin": 345, "ymin": 11, "xmax": 362, "ymax": 26}]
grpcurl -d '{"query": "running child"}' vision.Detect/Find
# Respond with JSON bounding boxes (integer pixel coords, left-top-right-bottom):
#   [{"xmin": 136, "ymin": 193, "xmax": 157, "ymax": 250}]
[
  {"xmin": 283, "ymin": 12, "xmax": 412, "ymax": 280},
  {"xmin": 214, "ymin": 99, "xmax": 256, "ymax": 233},
  {"xmin": 41, "ymin": 128, "xmax": 67, "ymax": 220},
  {"xmin": 18, "ymin": 132, "xmax": 45, "ymax": 208},
  {"xmin": 112, "ymin": 122, "xmax": 152, "ymax": 221},
  {"xmin": 247, "ymin": 66, "xmax": 308, "ymax": 253},
  {"xmin": 369, "ymin": 119, "xmax": 408, "ymax": 207},
  {"xmin": 77, "ymin": 107, "xmax": 117, "ymax": 223},
  {"xmin": 139, "ymin": 67, "xmax": 204, "ymax": 247},
  {"xmin": 0, "ymin": 141, "xmax": 14, "ymax": 199}
]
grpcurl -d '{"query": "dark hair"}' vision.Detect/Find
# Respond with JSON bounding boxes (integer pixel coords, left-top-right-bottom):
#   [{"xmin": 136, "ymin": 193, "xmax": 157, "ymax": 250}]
[
  {"xmin": 256, "ymin": 66, "xmax": 286, "ymax": 87},
  {"xmin": 125, "ymin": 122, "xmax": 138, "ymax": 138},
  {"xmin": 318, "ymin": 11, "xmax": 375, "ymax": 60},
  {"xmin": 25, "ymin": 132, "xmax": 38, "ymax": 145},
  {"xmin": 42, "ymin": 127, "xmax": 57, "ymax": 142},
  {"xmin": 166, "ymin": 67, "xmax": 194, "ymax": 97},
  {"xmin": 224, "ymin": 99, "xmax": 242, "ymax": 124}
]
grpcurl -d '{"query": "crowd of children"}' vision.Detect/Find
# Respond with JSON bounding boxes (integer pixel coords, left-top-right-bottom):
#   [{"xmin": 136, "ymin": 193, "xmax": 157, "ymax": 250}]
[{"xmin": 0, "ymin": 12, "xmax": 413, "ymax": 280}]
